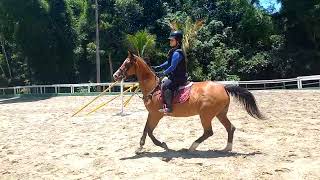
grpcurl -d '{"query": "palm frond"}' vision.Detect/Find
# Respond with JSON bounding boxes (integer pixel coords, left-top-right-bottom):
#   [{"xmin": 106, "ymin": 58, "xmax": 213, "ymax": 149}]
[
  {"xmin": 167, "ymin": 16, "xmax": 204, "ymax": 53},
  {"xmin": 126, "ymin": 29, "xmax": 156, "ymax": 57}
]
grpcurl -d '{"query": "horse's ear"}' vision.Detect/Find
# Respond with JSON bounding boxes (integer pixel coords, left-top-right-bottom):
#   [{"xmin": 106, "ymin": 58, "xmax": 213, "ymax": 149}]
[
  {"xmin": 128, "ymin": 50, "xmax": 136, "ymax": 61},
  {"xmin": 128, "ymin": 50, "xmax": 134, "ymax": 58}
]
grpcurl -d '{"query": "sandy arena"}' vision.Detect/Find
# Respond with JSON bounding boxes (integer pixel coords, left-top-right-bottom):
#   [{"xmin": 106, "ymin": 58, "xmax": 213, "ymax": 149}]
[{"xmin": 0, "ymin": 90, "xmax": 319, "ymax": 179}]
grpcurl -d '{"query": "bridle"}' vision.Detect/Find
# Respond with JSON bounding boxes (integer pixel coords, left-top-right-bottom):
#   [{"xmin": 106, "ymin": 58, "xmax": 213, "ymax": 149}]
[
  {"xmin": 116, "ymin": 57, "xmax": 162, "ymax": 101},
  {"xmin": 117, "ymin": 58, "xmax": 135, "ymax": 79}
]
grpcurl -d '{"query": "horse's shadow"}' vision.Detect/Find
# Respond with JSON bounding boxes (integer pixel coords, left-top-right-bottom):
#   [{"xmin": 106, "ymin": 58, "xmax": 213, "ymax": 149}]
[{"xmin": 120, "ymin": 149, "xmax": 262, "ymax": 162}]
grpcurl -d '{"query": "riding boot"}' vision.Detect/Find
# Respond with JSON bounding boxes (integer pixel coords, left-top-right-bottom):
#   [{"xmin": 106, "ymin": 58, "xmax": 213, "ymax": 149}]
[{"xmin": 163, "ymin": 89, "xmax": 173, "ymax": 113}]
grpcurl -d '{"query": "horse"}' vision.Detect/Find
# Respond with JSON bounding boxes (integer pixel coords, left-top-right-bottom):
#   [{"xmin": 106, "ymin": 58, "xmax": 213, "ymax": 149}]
[{"xmin": 113, "ymin": 51, "xmax": 265, "ymax": 154}]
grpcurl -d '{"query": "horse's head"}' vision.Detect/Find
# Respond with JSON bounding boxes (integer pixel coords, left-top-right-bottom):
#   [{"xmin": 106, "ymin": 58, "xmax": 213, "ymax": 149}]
[{"xmin": 113, "ymin": 51, "xmax": 137, "ymax": 82}]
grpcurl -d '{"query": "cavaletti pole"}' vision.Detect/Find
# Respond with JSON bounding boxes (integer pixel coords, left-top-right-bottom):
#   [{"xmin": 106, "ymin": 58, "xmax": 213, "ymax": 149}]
[
  {"xmin": 124, "ymin": 86, "xmax": 140, "ymax": 107},
  {"xmin": 71, "ymin": 81, "xmax": 118, "ymax": 117},
  {"xmin": 86, "ymin": 84, "xmax": 139, "ymax": 115}
]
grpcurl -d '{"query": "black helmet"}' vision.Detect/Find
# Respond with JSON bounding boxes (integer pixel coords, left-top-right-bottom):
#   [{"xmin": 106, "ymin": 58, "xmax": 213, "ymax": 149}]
[{"xmin": 168, "ymin": 30, "xmax": 183, "ymax": 42}]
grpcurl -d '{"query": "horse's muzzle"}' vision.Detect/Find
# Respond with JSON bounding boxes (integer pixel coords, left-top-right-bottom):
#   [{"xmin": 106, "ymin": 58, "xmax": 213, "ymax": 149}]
[{"xmin": 113, "ymin": 70, "xmax": 123, "ymax": 81}]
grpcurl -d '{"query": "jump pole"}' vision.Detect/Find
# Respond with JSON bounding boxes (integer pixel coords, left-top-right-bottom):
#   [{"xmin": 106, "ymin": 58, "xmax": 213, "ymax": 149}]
[
  {"xmin": 124, "ymin": 86, "xmax": 140, "ymax": 107},
  {"xmin": 71, "ymin": 81, "xmax": 118, "ymax": 117},
  {"xmin": 86, "ymin": 84, "xmax": 138, "ymax": 115}
]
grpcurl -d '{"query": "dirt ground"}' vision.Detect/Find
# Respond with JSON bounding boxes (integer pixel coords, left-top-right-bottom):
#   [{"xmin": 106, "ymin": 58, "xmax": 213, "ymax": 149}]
[{"xmin": 0, "ymin": 90, "xmax": 319, "ymax": 180}]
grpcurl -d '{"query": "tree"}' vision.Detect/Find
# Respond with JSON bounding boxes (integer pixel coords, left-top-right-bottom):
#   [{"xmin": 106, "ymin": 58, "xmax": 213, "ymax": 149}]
[
  {"xmin": 0, "ymin": 36, "xmax": 12, "ymax": 79},
  {"xmin": 0, "ymin": 0, "xmax": 318, "ymax": 87},
  {"xmin": 95, "ymin": 0, "xmax": 101, "ymax": 86},
  {"xmin": 0, "ymin": 0, "xmax": 77, "ymax": 84},
  {"xmin": 278, "ymin": 0, "xmax": 320, "ymax": 76},
  {"xmin": 126, "ymin": 29, "xmax": 156, "ymax": 57},
  {"xmin": 165, "ymin": 16, "xmax": 204, "ymax": 53}
]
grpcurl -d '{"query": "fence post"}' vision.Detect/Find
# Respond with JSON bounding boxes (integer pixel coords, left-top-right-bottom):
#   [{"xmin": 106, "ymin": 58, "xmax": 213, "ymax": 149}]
[
  {"xmin": 297, "ymin": 77, "xmax": 302, "ymax": 89},
  {"xmin": 120, "ymin": 80, "xmax": 124, "ymax": 115}
]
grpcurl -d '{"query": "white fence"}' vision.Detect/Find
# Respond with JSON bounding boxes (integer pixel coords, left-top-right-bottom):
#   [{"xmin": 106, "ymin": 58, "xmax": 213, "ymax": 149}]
[
  {"xmin": 0, "ymin": 82, "xmax": 141, "ymax": 96},
  {"xmin": 1, "ymin": 75, "xmax": 320, "ymax": 96},
  {"xmin": 219, "ymin": 75, "xmax": 320, "ymax": 90}
]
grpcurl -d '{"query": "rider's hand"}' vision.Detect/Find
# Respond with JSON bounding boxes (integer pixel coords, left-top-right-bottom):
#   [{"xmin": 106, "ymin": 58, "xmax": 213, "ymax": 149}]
[
  {"xmin": 151, "ymin": 66, "xmax": 161, "ymax": 71},
  {"xmin": 155, "ymin": 72, "xmax": 165, "ymax": 78}
]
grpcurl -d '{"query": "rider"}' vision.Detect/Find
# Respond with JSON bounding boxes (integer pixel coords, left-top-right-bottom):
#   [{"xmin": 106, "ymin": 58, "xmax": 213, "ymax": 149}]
[{"xmin": 153, "ymin": 30, "xmax": 188, "ymax": 113}]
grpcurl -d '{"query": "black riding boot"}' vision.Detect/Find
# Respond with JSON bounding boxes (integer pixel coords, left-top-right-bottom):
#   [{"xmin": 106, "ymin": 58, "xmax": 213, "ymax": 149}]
[{"xmin": 163, "ymin": 89, "xmax": 173, "ymax": 113}]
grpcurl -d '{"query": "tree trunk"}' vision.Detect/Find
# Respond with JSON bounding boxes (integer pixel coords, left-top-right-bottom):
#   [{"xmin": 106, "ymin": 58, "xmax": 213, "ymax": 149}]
[
  {"xmin": 0, "ymin": 38, "xmax": 12, "ymax": 79},
  {"xmin": 95, "ymin": 0, "xmax": 101, "ymax": 91},
  {"xmin": 108, "ymin": 52, "xmax": 114, "ymax": 82},
  {"xmin": 0, "ymin": 63, "xmax": 6, "ymax": 78}
]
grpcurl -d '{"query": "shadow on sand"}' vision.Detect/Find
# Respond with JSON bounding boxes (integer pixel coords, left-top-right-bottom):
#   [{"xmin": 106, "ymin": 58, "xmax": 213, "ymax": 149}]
[
  {"xmin": 0, "ymin": 95, "xmax": 54, "ymax": 104},
  {"xmin": 121, "ymin": 149, "xmax": 263, "ymax": 162}
]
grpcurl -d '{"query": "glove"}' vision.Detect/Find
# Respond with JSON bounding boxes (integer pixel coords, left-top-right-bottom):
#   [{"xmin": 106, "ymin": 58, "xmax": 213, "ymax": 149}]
[
  {"xmin": 155, "ymin": 72, "xmax": 165, "ymax": 78},
  {"xmin": 151, "ymin": 66, "xmax": 161, "ymax": 71}
]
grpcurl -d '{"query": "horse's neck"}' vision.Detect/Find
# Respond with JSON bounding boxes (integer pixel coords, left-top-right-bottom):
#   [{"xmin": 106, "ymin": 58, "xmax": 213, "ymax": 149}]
[{"xmin": 135, "ymin": 59, "xmax": 157, "ymax": 96}]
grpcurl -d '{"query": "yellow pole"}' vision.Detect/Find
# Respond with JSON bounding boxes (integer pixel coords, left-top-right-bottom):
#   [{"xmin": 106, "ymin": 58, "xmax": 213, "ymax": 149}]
[
  {"xmin": 124, "ymin": 87, "xmax": 140, "ymax": 107},
  {"xmin": 86, "ymin": 84, "xmax": 138, "ymax": 115},
  {"xmin": 71, "ymin": 81, "xmax": 118, "ymax": 117},
  {"xmin": 86, "ymin": 94, "xmax": 121, "ymax": 115}
]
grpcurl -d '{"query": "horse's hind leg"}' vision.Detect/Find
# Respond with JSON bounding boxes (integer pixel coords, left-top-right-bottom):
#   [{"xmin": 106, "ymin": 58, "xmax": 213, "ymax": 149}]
[
  {"xmin": 217, "ymin": 107, "xmax": 236, "ymax": 152},
  {"xmin": 189, "ymin": 112, "xmax": 214, "ymax": 152}
]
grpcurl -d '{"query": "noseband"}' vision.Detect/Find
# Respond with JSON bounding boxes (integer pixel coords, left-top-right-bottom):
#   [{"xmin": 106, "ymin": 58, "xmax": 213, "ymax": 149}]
[
  {"xmin": 117, "ymin": 57, "xmax": 162, "ymax": 101},
  {"xmin": 117, "ymin": 59, "xmax": 135, "ymax": 79}
]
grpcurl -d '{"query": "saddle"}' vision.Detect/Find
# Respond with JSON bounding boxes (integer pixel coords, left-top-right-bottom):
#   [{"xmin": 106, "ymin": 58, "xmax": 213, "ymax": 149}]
[{"xmin": 158, "ymin": 82, "xmax": 193, "ymax": 104}]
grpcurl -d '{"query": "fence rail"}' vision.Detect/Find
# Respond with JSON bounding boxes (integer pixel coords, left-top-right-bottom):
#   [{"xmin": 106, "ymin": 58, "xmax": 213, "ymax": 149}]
[{"xmin": 1, "ymin": 75, "xmax": 320, "ymax": 96}]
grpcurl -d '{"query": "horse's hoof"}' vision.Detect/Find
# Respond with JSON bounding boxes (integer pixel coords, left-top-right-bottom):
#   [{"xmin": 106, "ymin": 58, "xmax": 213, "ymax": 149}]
[
  {"xmin": 161, "ymin": 142, "xmax": 169, "ymax": 150},
  {"xmin": 221, "ymin": 148, "xmax": 232, "ymax": 152},
  {"xmin": 221, "ymin": 143, "xmax": 233, "ymax": 152},
  {"xmin": 179, "ymin": 148, "xmax": 189, "ymax": 152},
  {"xmin": 135, "ymin": 147, "xmax": 144, "ymax": 155},
  {"xmin": 188, "ymin": 142, "xmax": 200, "ymax": 152}
]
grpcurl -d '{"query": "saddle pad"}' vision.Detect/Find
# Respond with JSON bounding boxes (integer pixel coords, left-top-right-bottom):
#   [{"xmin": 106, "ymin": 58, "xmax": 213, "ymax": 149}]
[{"xmin": 159, "ymin": 82, "xmax": 193, "ymax": 104}]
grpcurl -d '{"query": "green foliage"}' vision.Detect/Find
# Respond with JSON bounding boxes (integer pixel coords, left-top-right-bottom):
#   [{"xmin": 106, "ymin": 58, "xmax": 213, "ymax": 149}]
[
  {"xmin": 114, "ymin": 0, "xmax": 143, "ymax": 33},
  {"xmin": 165, "ymin": 15, "xmax": 204, "ymax": 52},
  {"xmin": 0, "ymin": 0, "xmax": 319, "ymax": 87},
  {"xmin": 126, "ymin": 29, "xmax": 156, "ymax": 57},
  {"xmin": 278, "ymin": 0, "xmax": 320, "ymax": 76},
  {"xmin": 0, "ymin": 0, "xmax": 77, "ymax": 85}
]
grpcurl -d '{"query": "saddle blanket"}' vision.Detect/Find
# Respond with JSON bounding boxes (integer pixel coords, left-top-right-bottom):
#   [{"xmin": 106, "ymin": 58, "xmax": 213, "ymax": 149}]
[{"xmin": 159, "ymin": 82, "xmax": 193, "ymax": 104}]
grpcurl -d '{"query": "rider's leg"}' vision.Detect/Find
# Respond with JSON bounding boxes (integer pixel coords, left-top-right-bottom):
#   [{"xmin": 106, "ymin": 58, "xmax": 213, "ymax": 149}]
[
  {"xmin": 160, "ymin": 78, "xmax": 173, "ymax": 113},
  {"xmin": 161, "ymin": 78, "xmax": 171, "ymax": 91},
  {"xmin": 164, "ymin": 88, "xmax": 173, "ymax": 113}
]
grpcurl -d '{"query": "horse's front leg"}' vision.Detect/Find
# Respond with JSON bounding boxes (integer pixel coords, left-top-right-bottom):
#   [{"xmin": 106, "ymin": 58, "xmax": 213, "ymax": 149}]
[
  {"xmin": 135, "ymin": 112, "xmax": 166, "ymax": 154},
  {"xmin": 135, "ymin": 121, "xmax": 148, "ymax": 154}
]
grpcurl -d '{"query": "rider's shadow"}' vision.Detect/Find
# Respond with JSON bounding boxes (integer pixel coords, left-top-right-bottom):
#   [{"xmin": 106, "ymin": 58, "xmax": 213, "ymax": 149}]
[{"xmin": 120, "ymin": 149, "xmax": 262, "ymax": 162}]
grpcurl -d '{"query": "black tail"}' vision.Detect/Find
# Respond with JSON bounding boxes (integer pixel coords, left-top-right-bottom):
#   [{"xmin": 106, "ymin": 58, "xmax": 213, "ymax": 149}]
[{"xmin": 225, "ymin": 85, "xmax": 265, "ymax": 120}]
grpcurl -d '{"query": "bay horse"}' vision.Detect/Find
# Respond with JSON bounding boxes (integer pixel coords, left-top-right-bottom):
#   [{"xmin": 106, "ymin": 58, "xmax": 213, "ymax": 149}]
[{"xmin": 113, "ymin": 51, "xmax": 264, "ymax": 154}]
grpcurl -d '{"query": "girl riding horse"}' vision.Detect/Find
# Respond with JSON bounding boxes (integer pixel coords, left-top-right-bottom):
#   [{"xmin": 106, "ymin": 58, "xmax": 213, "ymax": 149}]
[
  {"xmin": 113, "ymin": 32, "xmax": 265, "ymax": 153},
  {"xmin": 152, "ymin": 30, "xmax": 188, "ymax": 114}
]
